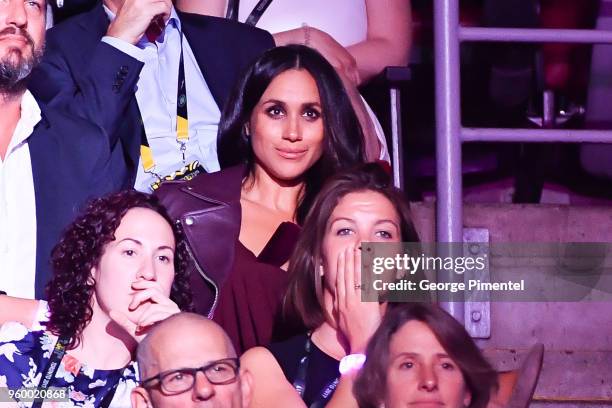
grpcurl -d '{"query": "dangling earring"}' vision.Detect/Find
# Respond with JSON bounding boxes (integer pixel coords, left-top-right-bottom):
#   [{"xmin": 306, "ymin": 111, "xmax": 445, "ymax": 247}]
[
  {"xmin": 319, "ymin": 264, "xmax": 324, "ymax": 277},
  {"xmin": 243, "ymin": 123, "xmax": 250, "ymax": 137}
]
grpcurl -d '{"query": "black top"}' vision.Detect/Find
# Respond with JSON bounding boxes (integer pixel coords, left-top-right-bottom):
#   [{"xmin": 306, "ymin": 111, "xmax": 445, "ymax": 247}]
[{"xmin": 267, "ymin": 334, "xmax": 340, "ymax": 406}]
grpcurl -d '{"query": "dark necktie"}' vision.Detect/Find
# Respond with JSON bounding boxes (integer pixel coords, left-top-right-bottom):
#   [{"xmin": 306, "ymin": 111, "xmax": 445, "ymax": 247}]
[{"xmin": 145, "ymin": 16, "xmax": 164, "ymax": 42}]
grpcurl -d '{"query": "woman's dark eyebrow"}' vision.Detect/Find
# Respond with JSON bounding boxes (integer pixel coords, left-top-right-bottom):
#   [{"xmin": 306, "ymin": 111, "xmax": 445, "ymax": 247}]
[
  {"xmin": 118, "ymin": 238, "xmax": 142, "ymax": 246},
  {"xmin": 326, "ymin": 217, "xmax": 355, "ymax": 232},
  {"xmin": 117, "ymin": 238, "xmax": 174, "ymax": 251},
  {"xmin": 330, "ymin": 216, "xmax": 356, "ymax": 224},
  {"xmin": 301, "ymin": 101, "xmax": 322, "ymax": 108},
  {"xmin": 394, "ymin": 352, "xmax": 418, "ymax": 358},
  {"xmin": 391, "ymin": 352, "xmax": 452, "ymax": 360},
  {"xmin": 374, "ymin": 219, "xmax": 401, "ymax": 228},
  {"xmin": 261, "ymin": 98, "xmax": 286, "ymax": 106},
  {"xmin": 261, "ymin": 99, "xmax": 321, "ymax": 108}
]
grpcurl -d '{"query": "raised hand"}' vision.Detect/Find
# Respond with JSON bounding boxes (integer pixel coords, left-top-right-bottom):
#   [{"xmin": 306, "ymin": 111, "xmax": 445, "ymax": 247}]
[
  {"xmin": 307, "ymin": 28, "xmax": 360, "ymax": 86},
  {"xmin": 334, "ymin": 245, "xmax": 383, "ymax": 354},
  {"xmin": 274, "ymin": 27, "xmax": 360, "ymax": 86},
  {"xmin": 106, "ymin": 0, "xmax": 172, "ymax": 45},
  {"xmin": 109, "ymin": 279, "xmax": 179, "ymax": 342}
]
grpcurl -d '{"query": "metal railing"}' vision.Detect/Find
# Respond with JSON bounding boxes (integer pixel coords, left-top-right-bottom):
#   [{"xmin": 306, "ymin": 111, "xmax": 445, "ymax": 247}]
[{"xmin": 433, "ymin": 0, "xmax": 612, "ymax": 322}]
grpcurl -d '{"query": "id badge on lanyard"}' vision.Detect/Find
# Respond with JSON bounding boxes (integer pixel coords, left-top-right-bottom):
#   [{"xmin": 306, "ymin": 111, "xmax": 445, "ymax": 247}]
[{"xmin": 139, "ymin": 33, "xmax": 205, "ymax": 191}]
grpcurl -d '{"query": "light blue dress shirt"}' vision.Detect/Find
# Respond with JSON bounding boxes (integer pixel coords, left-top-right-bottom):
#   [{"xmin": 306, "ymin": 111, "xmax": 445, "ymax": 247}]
[{"xmin": 102, "ymin": 7, "xmax": 221, "ymax": 192}]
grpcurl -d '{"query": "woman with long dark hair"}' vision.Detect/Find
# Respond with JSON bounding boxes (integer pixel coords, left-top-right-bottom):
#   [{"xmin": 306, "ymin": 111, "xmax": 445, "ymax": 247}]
[
  {"xmin": 156, "ymin": 44, "xmax": 366, "ymax": 353},
  {"xmin": 216, "ymin": 43, "xmax": 365, "ymax": 222},
  {"xmin": 177, "ymin": 0, "xmax": 413, "ymax": 161},
  {"xmin": 0, "ymin": 191, "xmax": 192, "ymax": 407}
]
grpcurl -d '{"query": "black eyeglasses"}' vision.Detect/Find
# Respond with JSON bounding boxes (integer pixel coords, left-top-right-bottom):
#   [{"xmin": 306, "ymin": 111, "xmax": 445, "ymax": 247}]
[{"xmin": 141, "ymin": 358, "xmax": 240, "ymax": 394}]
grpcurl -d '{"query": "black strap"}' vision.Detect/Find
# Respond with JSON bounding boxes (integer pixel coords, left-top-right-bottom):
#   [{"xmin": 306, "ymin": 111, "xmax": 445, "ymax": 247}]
[
  {"xmin": 140, "ymin": 31, "xmax": 195, "ymax": 188},
  {"xmin": 292, "ymin": 334, "xmax": 339, "ymax": 407},
  {"xmin": 31, "ymin": 335, "xmax": 123, "ymax": 408},
  {"xmin": 176, "ymin": 37, "xmax": 188, "ymax": 139},
  {"xmin": 226, "ymin": 0, "xmax": 239, "ymax": 20},
  {"xmin": 245, "ymin": 0, "xmax": 274, "ymax": 26},
  {"xmin": 292, "ymin": 334, "xmax": 311, "ymax": 397},
  {"xmin": 309, "ymin": 378, "xmax": 339, "ymax": 408},
  {"xmin": 98, "ymin": 382, "xmax": 119, "ymax": 408},
  {"xmin": 226, "ymin": 0, "xmax": 274, "ymax": 26},
  {"xmin": 30, "ymin": 335, "xmax": 70, "ymax": 408}
]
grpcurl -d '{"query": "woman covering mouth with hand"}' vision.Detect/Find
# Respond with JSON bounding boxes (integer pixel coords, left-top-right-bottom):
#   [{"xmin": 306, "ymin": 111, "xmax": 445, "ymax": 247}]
[
  {"xmin": 240, "ymin": 164, "xmax": 420, "ymax": 408},
  {"xmin": 0, "ymin": 191, "xmax": 192, "ymax": 407}
]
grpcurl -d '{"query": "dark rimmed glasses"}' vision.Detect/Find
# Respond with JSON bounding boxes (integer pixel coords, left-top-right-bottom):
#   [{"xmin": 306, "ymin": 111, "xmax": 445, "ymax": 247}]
[{"xmin": 141, "ymin": 357, "xmax": 240, "ymax": 394}]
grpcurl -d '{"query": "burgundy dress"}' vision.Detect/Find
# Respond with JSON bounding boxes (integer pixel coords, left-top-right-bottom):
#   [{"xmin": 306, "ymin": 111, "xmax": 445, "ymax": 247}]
[{"xmin": 213, "ymin": 222, "xmax": 301, "ymax": 353}]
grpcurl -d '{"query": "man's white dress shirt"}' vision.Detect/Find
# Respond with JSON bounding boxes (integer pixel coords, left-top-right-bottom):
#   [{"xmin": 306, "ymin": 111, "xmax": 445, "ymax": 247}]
[
  {"xmin": 102, "ymin": 7, "xmax": 221, "ymax": 192},
  {"xmin": 0, "ymin": 90, "xmax": 40, "ymax": 298}
]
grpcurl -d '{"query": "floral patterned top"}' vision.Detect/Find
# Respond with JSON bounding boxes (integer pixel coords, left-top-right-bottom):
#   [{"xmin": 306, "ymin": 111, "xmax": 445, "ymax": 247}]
[{"xmin": 0, "ymin": 302, "xmax": 138, "ymax": 408}]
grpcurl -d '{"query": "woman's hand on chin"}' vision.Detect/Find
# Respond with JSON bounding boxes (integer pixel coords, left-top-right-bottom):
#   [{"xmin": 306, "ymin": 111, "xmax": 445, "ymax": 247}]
[
  {"xmin": 109, "ymin": 280, "xmax": 180, "ymax": 342},
  {"xmin": 334, "ymin": 245, "xmax": 384, "ymax": 354}
]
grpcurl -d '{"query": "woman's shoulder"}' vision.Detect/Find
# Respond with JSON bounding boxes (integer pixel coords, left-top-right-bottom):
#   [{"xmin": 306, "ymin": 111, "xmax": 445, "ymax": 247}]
[
  {"xmin": 0, "ymin": 319, "xmax": 54, "ymax": 390},
  {"xmin": 155, "ymin": 165, "xmax": 246, "ymax": 218},
  {"xmin": 241, "ymin": 346, "xmax": 285, "ymax": 381},
  {"xmin": 190, "ymin": 165, "xmax": 246, "ymax": 194},
  {"xmin": 241, "ymin": 346, "xmax": 307, "ymax": 407}
]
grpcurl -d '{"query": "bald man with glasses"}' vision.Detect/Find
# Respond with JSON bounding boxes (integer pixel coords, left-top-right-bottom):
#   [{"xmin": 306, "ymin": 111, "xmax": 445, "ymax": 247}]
[{"xmin": 131, "ymin": 313, "xmax": 253, "ymax": 408}]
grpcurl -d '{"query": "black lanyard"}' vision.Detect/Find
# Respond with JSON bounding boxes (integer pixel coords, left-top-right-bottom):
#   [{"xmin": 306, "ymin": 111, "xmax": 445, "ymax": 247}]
[
  {"xmin": 292, "ymin": 333, "xmax": 340, "ymax": 407},
  {"xmin": 226, "ymin": 0, "xmax": 275, "ymax": 26},
  {"xmin": 140, "ymin": 32, "xmax": 189, "ymax": 179},
  {"xmin": 139, "ymin": 31, "xmax": 206, "ymax": 190},
  {"xmin": 31, "ymin": 335, "xmax": 118, "ymax": 408},
  {"xmin": 30, "ymin": 335, "xmax": 70, "ymax": 408}
]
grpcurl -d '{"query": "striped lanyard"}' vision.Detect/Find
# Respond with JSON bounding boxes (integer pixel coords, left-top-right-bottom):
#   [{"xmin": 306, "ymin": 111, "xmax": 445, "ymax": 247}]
[{"xmin": 139, "ymin": 33, "xmax": 189, "ymax": 179}]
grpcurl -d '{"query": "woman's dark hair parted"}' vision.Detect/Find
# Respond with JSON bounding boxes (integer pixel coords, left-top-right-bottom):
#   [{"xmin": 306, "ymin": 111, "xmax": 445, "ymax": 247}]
[
  {"xmin": 45, "ymin": 190, "xmax": 193, "ymax": 349},
  {"xmin": 217, "ymin": 44, "xmax": 366, "ymax": 224},
  {"xmin": 284, "ymin": 163, "xmax": 419, "ymax": 330},
  {"xmin": 354, "ymin": 303, "xmax": 498, "ymax": 408}
]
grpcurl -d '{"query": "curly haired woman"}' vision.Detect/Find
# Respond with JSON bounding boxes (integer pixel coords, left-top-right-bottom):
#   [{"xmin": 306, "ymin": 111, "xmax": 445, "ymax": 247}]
[{"xmin": 0, "ymin": 190, "xmax": 192, "ymax": 407}]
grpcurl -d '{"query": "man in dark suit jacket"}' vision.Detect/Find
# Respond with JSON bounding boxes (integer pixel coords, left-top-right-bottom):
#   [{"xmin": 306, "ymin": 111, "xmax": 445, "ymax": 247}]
[
  {"xmin": 28, "ymin": 0, "xmax": 274, "ymax": 190},
  {"xmin": 29, "ymin": 112, "xmax": 124, "ymax": 298},
  {"xmin": 0, "ymin": 0, "xmax": 122, "ymax": 298}
]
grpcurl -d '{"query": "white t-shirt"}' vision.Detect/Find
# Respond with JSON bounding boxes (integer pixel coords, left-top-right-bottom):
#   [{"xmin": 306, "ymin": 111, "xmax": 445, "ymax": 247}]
[{"xmin": 236, "ymin": 0, "xmax": 367, "ymax": 47}]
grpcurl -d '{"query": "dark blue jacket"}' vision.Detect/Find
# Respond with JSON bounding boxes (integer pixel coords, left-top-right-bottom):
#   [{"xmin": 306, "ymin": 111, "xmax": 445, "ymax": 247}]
[
  {"xmin": 28, "ymin": 106, "xmax": 123, "ymax": 298},
  {"xmin": 28, "ymin": 4, "xmax": 274, "ymax": 188}
]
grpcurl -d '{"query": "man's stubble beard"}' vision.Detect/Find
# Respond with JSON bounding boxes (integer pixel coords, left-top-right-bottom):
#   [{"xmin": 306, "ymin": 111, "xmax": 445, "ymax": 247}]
[{"xmin": 0, "ymin": 31, "xmax": 44, "ymax": 96}]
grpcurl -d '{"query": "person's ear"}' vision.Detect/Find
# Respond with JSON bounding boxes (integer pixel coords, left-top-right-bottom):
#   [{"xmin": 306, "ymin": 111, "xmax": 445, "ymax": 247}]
[
  {"xmin": 239, "ymin": 368, "xmax": 254, "ymax": 408},
  {"xmin": 131, "ymin": 386, "xmax": 153, "ymax": 408},
  {"xmin": 88, "ymin": 267, "xmax": 97, "ymax": 286}
]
